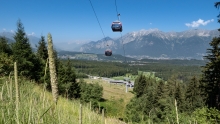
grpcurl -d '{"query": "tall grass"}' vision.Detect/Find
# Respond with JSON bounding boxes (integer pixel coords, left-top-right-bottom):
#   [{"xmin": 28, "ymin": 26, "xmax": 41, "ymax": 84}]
[{"xmin": 0, "ymin": 77, "xmax": 126, "ymax": 124}]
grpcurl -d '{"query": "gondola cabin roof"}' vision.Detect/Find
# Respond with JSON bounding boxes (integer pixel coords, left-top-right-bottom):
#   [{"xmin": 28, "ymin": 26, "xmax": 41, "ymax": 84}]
[{"xmin": 112, "ymin": 20, "xmax": 122, "ymax": 24}]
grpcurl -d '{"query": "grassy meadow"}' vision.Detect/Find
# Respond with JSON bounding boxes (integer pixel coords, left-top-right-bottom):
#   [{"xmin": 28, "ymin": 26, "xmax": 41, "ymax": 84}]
[
  {"xmin": 84, "ymin": 78, "xmax": 134, "ymax": 119},
  {"xmin": 0, "ymin": 77, "xmax": 127, "ymax": 124}
]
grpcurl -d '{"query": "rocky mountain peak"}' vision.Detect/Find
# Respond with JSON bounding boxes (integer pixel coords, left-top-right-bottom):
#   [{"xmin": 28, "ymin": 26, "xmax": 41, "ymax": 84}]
[{"xmin": 80, "ymin": 29, "xmax": 219, "ymax": 59}]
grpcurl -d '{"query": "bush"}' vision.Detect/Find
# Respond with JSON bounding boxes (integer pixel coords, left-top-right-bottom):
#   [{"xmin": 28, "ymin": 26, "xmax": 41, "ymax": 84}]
[
  {"xmin": 79, "ymin": 79, "xmax": 103, "ymax": 103},
  {"xmin": 192, "ymin": 107, "xmax": 220, "ymax": 124}
]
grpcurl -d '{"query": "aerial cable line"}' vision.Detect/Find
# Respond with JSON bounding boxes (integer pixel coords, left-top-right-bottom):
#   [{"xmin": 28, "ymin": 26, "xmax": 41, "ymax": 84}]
[
  {"xmin": 88, "ymin": 0, "xmax": 108, "ymax": 46},
  {"xmin": 120, "ymin": 32, "xmax": 126, "ymax": 63},
  {"xmin": 115, "ymin": 0, "xmax": 120, "ymax": 21},
  {"xmin": 115, "ymin": 0, "xmax": 126, "ymax": 63}
]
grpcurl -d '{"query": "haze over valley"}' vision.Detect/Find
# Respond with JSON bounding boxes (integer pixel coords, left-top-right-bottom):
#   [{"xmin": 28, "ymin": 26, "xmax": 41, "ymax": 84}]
[{"xmin": 1, "ymin": 28, "xmax": 218, "ymax": 60}]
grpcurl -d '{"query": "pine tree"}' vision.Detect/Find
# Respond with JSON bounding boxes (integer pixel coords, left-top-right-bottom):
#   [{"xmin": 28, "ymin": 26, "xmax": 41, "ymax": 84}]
[
  {"xmin": 174, "ymin": 82, "xmax": 185, "ymax": 112},
  {"xmin": 201, "ymin": 2, "xmax": 220, "ymax": 108},
  {"xmin": 0, "ymin": 53, "xmax": 13, "ymax": 76},
  {"xmin": 66, "ymin": 59, "xmax": 80, "ymax": 98},
  {"xmin": 201, "ymin": 37, "xmax": 220, "ymax": 109},
  {"xmin": 36, "ymin": 36, "xmax": 49, "ymax": 84},
  {"xmin": 11, "ymin": 19, "xmax": 39, "ymax": 80},
  {"xmin": 0, "ymin": 37, "xmax": 13, "ymax": 76},
  {"xmin": 166, "ymin": 74, "xmax": 187, "ymax": 113},
  {"xmin": 58, "ymin": 58, "xmax": 80, "ymax": 99},
  {"xmin": 133, "ymin": 73, "xmax": 147, "ymax": 98},
  {"xmin": 200, "ymin": 1, "xmax": 220, "ymax": 109},
  {"xmin": 155, "ymin": 81, "xmax": 172, "ymax": 121},
  {"xmin": 0, "ymin": 37, "xmax": 12, "ymax": 55},
  {"xmin": 215, "ymin": 2, "xmax": 220, "ymax": 31},
  {"xmin": 37, "ymin": 36, "xmax": 48, "ymax": 60},
  {"xmin": 167, "ymin": 74, "xmax": 179, "ymax": 98},
  {"xmin": 185, "ymin": 76, "xmax": 204, "ymax": 112}
]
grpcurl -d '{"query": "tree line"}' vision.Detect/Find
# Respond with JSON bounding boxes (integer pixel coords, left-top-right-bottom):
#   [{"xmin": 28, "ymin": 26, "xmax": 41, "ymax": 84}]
[
  {"xmin": 0, "ymin": 20, "xmax": 103, "ymax": 108},
  {"xmin": 66, "ymin": 59, "xmax": 202, "ymax": 82}
]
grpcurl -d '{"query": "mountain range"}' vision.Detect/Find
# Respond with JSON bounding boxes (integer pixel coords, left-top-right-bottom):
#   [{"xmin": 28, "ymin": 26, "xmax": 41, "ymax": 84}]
[
  {"xmin": 0, "ymin": 31, "xmax": 40, "ymax": 48},
  {"xmin": 79, "ymin": 29, "xmax": 219, "ymax": 60},
  {"xmin": 0, "ymin": 31, "xmax": 62, "ymax": 51},
  {"xmin": 1, "ymin": 29, "xmax": 219, "ymax": 60}
]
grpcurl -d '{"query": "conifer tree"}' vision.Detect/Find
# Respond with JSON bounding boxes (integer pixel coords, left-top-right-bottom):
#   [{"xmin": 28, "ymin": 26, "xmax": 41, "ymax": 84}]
[
  {"xmin": 167, "ymin": 74, "xmax": 179, "ymax": 98},
  {"xmin": 0, "ymin": 37, "xmax": 12, "ymax": 55},
  {"xmin": 155, "ymin": 81, "xmax": 165, "ymax": 100},
  {"xmin": 133, "ymin": 73, "xmax": 147, "ymax": 98},
  {"xmin": 37, "ymin": 36, "xmax": 48, "ymax": 60},
  {"xmin": 11, "ymin": 19, "xmax": 39, "ymax": 80},
  {"xmin": 174, "ymin": 83, "xmax": 185, "ymax": 112},
  {"xmin": 36, "ymin": 36, "xmax": 49, "ymax": 84},
  {"xmin": 201, "ymin": 36, "xmax": 220, "ymax": 109},
  {"xmin": 0, "ymin": 37, "xmax": 13, "ymax": 76},
  {"xmin": 167, "ymin": 74, "xmax": 186, "ymax": 112},
  {"xmin": 200, "ymin": 3, "xmax": 220, "ymax": 109},
  {"xmin": 155, "ymin": 81, "xmax": 172, "ymax": 121},
  {"xmin": 58, "ymin": 58, "xmax": 80, "ymax": 98},
  {"xmin": 0, "ymin": 53, "xmax": 13, "ymax": 76},
  {"xmin": 185, "ymin": 76, "xmax": 204, "ymax": 112}
]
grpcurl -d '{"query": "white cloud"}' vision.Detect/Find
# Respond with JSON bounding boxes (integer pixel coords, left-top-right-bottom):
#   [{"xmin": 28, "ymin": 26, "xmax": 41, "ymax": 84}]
[
  {"xmin": 149, "ymin": 23, "xmax": 152, "ymax": 25},
  {"xmin": 3, "ymin": 28, "xmax": 6, "ymax": 31},
  {"xmin": 28, "ymin": 32, "xmax": 35, "ymax": 36},
  {"xmin": 185, "ymin": 19, "xmax": 214, "ymax": 27},
  {"xmin": 10, "ymin": 30, "xmax": 14, "ymax": 33}
]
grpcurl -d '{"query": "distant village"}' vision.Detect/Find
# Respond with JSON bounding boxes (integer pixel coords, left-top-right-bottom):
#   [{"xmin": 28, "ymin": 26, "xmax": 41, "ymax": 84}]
[{"xmin": 88, "ymin": 75, "xmax": 134, "ymax": 88}]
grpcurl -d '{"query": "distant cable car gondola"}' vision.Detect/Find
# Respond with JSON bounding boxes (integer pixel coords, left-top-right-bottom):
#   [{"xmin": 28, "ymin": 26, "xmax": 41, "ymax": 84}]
[
  {"xmin": 105, "ymin": 49, "xmax": 112, "ymax": 56},
  {"xmin": 111, "ymin": 21, "xmax": 122, "ymax": 32}
]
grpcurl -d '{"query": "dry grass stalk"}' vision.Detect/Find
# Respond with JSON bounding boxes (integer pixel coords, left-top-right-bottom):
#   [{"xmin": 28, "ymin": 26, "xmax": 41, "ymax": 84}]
[
  {"xmin": 44, "ymin": 58, "xmax": 49, "ymax": 89},
  {"xmin": 79, "ymin": 103, "xmax": 82, "ymax": 124},
  {"xmin": 47, "ymin": 33, "xmax": 58, "ymax": 103},
  {"xmin": 0, "ymin": 91, "xmax": 2, "ymax": 101},
  {"xmin": 102, "ymin": 109, "xmax": 104, "ymax": 124},
  {"xmin": 14, "ymin": 62, "xmax": 19, "ymax": 124},
  {"xmin": 175, "ymin": 99, "xmax": 179, "ymax": 124}
]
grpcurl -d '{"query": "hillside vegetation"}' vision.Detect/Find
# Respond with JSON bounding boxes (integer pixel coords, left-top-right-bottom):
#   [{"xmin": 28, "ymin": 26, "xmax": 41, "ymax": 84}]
[
  {"xmin": 84, "ymin": 78, "xmax": 134, "ymax": 118},
  {"xmin": 0, "ymin": 77, "xmax": 125, "ymax": 124}
]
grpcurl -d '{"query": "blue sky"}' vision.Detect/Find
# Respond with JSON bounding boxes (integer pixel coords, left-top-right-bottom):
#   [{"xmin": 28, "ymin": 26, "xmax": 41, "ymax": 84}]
[{"xmin": 0, "ymin": 0, "xmax": 219, "ymax": 45}]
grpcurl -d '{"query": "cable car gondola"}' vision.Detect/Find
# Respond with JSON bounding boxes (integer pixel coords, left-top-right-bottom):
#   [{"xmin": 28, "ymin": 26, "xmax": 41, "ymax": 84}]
[
  {"xmin": 105, "ymin": 49, "xmax": 112, "ymax": 56},
  {"xmin": 111, "ymin": 21, "xmax": 122, "ymax": 32}
]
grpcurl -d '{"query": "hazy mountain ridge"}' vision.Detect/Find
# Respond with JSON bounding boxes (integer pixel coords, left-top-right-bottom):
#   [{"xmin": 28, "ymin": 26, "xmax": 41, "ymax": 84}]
[
  {"xmin": 1, "ymin": 29, "xmax": 219, "ymax": 60},
  {"xmin": 80, "ymin": 29, "xmax": 219, "ymax": 60},
  {"xmin": 0, "ymin": 31, "xmax": 40, "ymax": 48},
  {"xmin": 0, "ymin": 31, "xmax": 62, "ymax": 51}
]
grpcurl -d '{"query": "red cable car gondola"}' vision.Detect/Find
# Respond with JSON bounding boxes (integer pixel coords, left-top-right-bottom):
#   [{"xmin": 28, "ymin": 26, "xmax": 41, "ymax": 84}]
[{"xmin": 105, "ymin": 49, "xmax": 112, "ymax": 56}]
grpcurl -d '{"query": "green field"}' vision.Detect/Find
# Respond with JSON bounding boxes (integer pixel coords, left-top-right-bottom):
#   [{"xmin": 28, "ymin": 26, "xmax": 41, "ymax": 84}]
[
  {"xmin": 84, "ymin": 78, "xmax": 134, "ymax": 119},
  {"xmin": 0, "ymin": 77, "xmax": 126, "ymax": 124}
]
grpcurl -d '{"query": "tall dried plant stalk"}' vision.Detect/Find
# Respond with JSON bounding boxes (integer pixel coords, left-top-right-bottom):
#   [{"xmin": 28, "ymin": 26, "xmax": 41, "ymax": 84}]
[
  {"xmin": 14, "ymin": 62, "xmax": 19, "ymax": 124},
  {"xmin": 0, "ymin": 86, "xmax": 2, "ymax": 101},
  {"xmin": 175, "ymin": 99, "xmax": 179, "ymax": 124},
  {"xmin": 79, "ymin": 104, "xmax": 82, "ymax": 124},
  {"xmin": 47, "ymin": 33, "xmax": 58, "ymax": 103},
  {"xmin": 102, "ymin": 109, "xmax": 104, "ymax": 124},
  {"xmin": 44, "ymin": 58, "xmax": 49, "ymax": 89}
]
